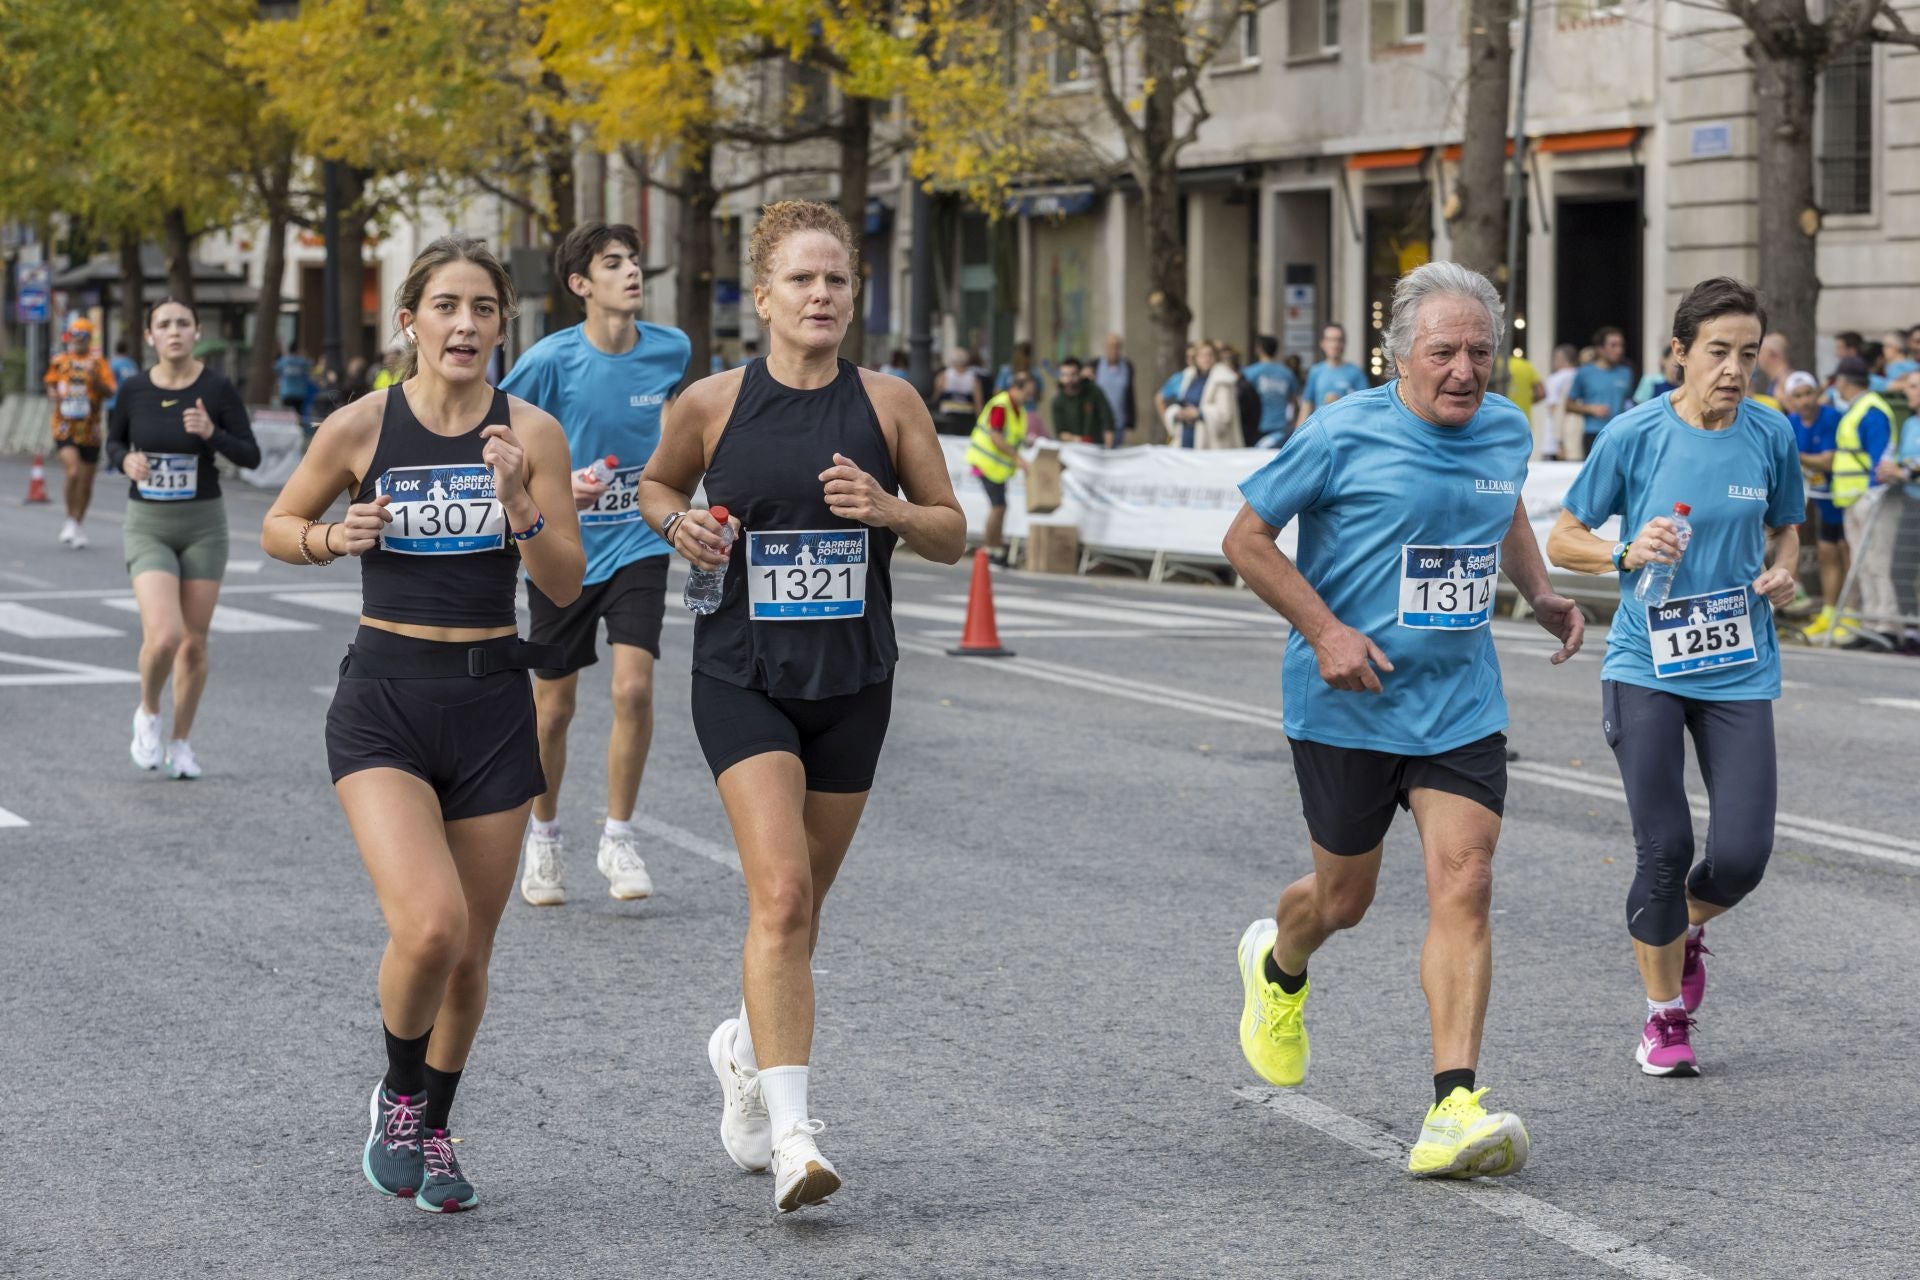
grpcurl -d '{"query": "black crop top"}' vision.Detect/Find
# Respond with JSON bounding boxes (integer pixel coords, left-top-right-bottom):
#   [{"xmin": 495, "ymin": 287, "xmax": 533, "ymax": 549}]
[{"xmin": 355, "ymin": 385, "xmax": 520, "ymax": 629}]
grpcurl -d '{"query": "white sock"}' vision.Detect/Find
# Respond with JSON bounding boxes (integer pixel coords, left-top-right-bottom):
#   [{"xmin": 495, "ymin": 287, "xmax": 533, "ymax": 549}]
[
  {"xmin": 1686, "ymin": 923, "xmax": 1704, "ymax": 941},
  {"xmin": 1648, "ymin": 995, "xmax": 1685, "ymax": 1019},
  {"xmin": 136, "ymin": 707, "xmax": 160, "ymax": 727},
  {"xmin": 759, "ymin": 1065, "xmax": 810, "ymax": 1138},
  {"xmin": 530, "ymin": 816, "xmax": 560, "ymax": 839},
  {"xmin": 167, "ymin": 738, "xmax": 189, "ymax": 750},
  {"xmin": 733, "ymin": 1002, "xmax": 758, "ymax": 1072},
  {"xmin": 604, "ymin": 817, "xmax": 635, "ymax": 839}
]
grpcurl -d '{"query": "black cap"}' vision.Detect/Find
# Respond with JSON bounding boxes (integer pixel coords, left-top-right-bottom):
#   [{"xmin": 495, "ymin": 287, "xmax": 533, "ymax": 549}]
[{"xmin": 1835, "ymin": 355, "xmax": 1872, "ymax": 382}]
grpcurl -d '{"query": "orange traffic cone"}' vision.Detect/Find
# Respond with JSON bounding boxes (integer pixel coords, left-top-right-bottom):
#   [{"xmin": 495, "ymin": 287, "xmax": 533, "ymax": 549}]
[
  {"xmin": 947, "ymin": 548, "xmax": 1015, "ymax": 658},
  {"xmin": 24, "ymin": 454, "xmax": 49, "ymax": 504}
]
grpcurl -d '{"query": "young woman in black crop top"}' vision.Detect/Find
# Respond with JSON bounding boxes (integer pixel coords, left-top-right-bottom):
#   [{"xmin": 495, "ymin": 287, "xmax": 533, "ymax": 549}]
[
  {"xmin": 641, "ymin": 201, "xmax": 963, "ymax": 1213},
  {"xmin": 262, "ymin": 237, "xmax": 582, "ymax": 1213}
]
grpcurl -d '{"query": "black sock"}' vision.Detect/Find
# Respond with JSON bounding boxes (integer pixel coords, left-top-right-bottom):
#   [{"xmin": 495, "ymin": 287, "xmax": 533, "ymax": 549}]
[
  {"xmin": 1434, "ymin": 1068, "xmax": 1476, "ymax": 1104},
  {"xmin": 382, "ymin": 1025, "xmax": 432, "ymax": 1097},
  {"xmin": 1262, "ymin": 951, "xmax": 1306, "ymax": 994},
  {"xmin": 421, "ymin": 1065, "xmax": 462, "ymax": 1133}
]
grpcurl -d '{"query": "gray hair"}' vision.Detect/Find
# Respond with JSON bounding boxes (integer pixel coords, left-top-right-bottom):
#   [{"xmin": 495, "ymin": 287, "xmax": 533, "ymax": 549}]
[{"xmin": 1384, "ymin": 262, "xmax": 1505, "ymax": 365}]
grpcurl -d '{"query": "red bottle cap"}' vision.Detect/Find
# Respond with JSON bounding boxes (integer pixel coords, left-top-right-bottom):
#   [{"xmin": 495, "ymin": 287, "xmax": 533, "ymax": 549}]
[
  {"xmin": 1674, "ymin": 503, "xmax": 1692, "ymax": 516},
  {"xmin": 709, "ymin": 505, "xmax": 729, "ymax": 523},
  {"xmin": 603, "ymin": 454, "xmax": 619, "ymax": 468}
]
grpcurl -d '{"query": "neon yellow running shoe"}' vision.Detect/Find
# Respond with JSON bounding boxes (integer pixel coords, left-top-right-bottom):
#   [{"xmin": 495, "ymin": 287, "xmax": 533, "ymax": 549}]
[
  {"xmin": 1407, "ymin": 1086, "xmax": 1530, "ymax": 1179},
  {"xmin": 1236, "ymin": 918, "xmax": 1309, "ymax": 1087},
  {"xmin": 1803, "ymin": 605, "xmax": 1836, "ymax": 637}
]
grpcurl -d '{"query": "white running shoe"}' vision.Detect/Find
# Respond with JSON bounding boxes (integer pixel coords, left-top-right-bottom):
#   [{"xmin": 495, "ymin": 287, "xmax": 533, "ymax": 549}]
[
  {"xmin": 520, "ymin": 828, "xmax": 565, "ymax": 906},
  {"xmin": 596, "ymin": 829, "xmax": 654, "ymax": 900},
  {"xmin": 130, "ymin": 708, "xmax": 163, "ymax": 771},
  {"xmin": 164, "ymin": 740, "xmax": 201, "ymax": 780},
  {"xmin": 770, "ymin": 1119, "xmax": 840, "ymax": 1213},
  {"xmin": 707, "ymin": 1019, "xmax": 771, "ymax": 1172},
  {"xmin": 58, "ymin": 519, "xmax": 77, "ymax": 546},
  {"xmin": 69, "ymin": 523, "xmax": 87, "ymax": 549}
]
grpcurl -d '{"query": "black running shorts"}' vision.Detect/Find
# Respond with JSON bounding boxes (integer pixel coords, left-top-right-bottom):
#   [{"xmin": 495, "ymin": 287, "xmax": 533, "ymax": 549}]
[
  {"xmin": 691, "ymin": 671, "xmax": 893, "ymax": 793},
  {"xmin": 527, "ymin": 554, "xmax": 668, "ymax": 676},
  {"xmin": 325, "ymin": 628, "xmax": 546, "ymax": 821},
  {"xmin": 1287, "ymin": 731, "xmax": 1508, "ymax": 856}
]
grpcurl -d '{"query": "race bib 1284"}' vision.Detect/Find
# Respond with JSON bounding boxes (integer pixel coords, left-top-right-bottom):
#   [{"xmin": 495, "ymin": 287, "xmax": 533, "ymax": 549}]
[
  {"xmin": 138, "ymin": 453, "xmax": 198, "ymax": 501},
  {"xmin": 747, "ymin": 529, "xmax": 869, "ymax": 620},
  {"xmin": 579, "ymin": 464, "xmax": 645, "ymax": 527},
  {"xmin": 1398, "ymin": 543, "xmax": 1498, "ymax": 630},
  {"xmin": 1647, "ymin": 586, "xmax": 1756, "ymax": 678},
  {"xmin": 375, "ymin": 464, "xmax": 507, "ymax": 555}
]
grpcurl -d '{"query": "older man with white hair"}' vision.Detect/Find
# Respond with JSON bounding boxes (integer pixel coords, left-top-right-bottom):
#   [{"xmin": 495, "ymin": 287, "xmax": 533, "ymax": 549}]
[{"xmin": 1223, "ymin": 261, "xmax": 1584, "ymax": 1180}]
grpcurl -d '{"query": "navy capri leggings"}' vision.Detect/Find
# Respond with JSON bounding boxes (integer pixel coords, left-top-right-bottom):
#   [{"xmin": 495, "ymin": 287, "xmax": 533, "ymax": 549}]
[{"xmin": 1601, "ymin": 680, "xmax": 1776, "ymax": 946}]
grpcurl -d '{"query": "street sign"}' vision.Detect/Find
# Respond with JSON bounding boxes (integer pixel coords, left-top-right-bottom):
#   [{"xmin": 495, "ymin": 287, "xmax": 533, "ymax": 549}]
[
  {"xmin": 14, "ymin": 260, "xmax": 49, "ymax": 324},
  {"xmin": 1283, "ymin": 281, "xmax": 1316, "ymax": 355},
  {"xmin": 1690, "ymin": 123, "xmax": 1732, "ymax": 160}
]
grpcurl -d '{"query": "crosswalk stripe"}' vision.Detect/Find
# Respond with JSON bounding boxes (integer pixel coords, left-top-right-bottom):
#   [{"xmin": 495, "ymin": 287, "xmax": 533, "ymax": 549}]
[
  {"xmin": 0, "ymin": 602, "xmax": 122, "ymax": 639},
  {"xmin": 0, "ymin": 651, "xmax": 140, "ymax": 686},
  {"xmin": 1063, "ymin": 594, "xmax": 1276, "ymax": 625},
  {"xmin": 0, "ymin": 806, "xmax": 28, "ymax": 829},
  {"xmin": 272, "ymin": 591, "xmax": 364, "ymax": 616},
  {"xmin": 897, "ymin": 602, "xmax": 1065, "ymax": 627},
  {"xmin": 101, "ymin": 599, "xmax": 317, "ymax": 633},
  {"xmin": 936, "ymin": 594, "xmax": 1240, "ymax": 628}
]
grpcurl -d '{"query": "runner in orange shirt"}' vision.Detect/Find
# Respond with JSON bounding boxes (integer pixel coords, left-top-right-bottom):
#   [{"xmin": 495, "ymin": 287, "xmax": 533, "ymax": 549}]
[{"xmin": 43, "ymin": 317, "xmax": 118, "ymax": 548}]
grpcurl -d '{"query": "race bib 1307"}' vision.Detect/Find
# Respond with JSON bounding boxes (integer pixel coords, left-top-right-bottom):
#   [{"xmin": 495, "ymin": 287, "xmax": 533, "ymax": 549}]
[{"xmin": 375, "ymin": 464, "xmax": 507, "ymax": 555}]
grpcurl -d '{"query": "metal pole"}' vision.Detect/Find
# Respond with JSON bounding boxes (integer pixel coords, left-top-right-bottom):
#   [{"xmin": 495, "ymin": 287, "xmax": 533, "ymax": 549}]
[
  {"xmin": 322, "ymin": 159, "xmax": 343, "ymax": 386},
  {"xmin": 1499, "ymin": 0, "xmax": 1536, "ymax": 375},
  {"xmin": 907, "ymin": 180, "xmax": 935, "ymax": 396}
]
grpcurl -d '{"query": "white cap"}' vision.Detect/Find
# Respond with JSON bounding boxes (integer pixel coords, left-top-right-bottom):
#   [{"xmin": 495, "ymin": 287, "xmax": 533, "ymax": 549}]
[{"xmin": 1784, "ymin": 370, "xmax": 1818, "ymax": 395}]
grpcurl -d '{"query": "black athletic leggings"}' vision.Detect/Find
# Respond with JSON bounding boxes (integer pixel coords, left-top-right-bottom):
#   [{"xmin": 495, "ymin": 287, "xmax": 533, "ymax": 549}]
[{"xmin": 1602, "ymin": 680, "xmax": 1776, "ymax": 946}]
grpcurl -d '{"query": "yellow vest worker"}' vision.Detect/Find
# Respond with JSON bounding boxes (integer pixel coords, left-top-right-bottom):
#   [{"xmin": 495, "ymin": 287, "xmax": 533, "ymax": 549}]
[
  {"xmin": 966, "ymin": 390, "xmax": 1028, "ymax": 484},
  {"xmin": 1832, "ymin": 390, "xmax": 1893, "ymax": 508}
]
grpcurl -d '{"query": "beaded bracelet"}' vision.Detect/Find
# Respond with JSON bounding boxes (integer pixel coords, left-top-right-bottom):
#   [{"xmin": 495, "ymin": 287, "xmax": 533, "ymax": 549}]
[
  {"xmin": 298, "ymin": 520, "xmax": 336, "ymax": 566},
  {"xmin": 511, "ymin": 512, "xmax": 546, "ymax": 542}
]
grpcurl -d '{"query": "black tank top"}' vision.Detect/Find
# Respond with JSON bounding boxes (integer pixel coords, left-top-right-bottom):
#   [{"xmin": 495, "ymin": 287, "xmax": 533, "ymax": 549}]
[
  {"xmin": 355, "ymin": 386, "xmax": 520, "ymax": 629},
  {"xmin": 694, "ymin": 359, "xmax": 899, "ymax": 699}
]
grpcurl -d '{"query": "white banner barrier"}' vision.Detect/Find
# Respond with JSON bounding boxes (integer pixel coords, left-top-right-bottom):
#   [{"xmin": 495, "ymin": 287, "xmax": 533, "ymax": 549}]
[
  {"xmin": 238, "ymin": 409, "xmax": 304, "ymax": 489},
  {"xmin": 939, "ymin": 438, "xmax": 1617, "ymax": 572}
]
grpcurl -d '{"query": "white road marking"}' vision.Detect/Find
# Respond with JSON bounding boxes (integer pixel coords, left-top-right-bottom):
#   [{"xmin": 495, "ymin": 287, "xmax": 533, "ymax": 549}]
[
  {"xmin": 1063, "ymin": 593, "xmax": 1279, "ymax": 625},
  {"xmin": 272, "ymin": 590, "xmax": 365, "ymax": 616},
  {"xmin": 630, "ymin": 813, "xmax": 738, "ymax": 872},
  {"xmin": 936, "ymin": 594, "xmax": 1241, "ymax": 629},
  {"xmin": 226, "ymin": 559, "xmax": 264, "ymax": 574},
  {"xmin": 0, "ymin": 806, "xmax": 29, "ymax": 828},
  {"xmin": 897, "ymin": 602, "xmax": 1067, "ymax": 628},
  {"xmin": 102, "ymin": 599, "xmax": 317, "ymax": 633},
  {"xmin": 922, "ymin": 627, "xmax": 1252, "ymax": 641},
  {"xmin": 1862, "ymin": 696, "xmax": 1920, "ymax": 712},
  {"xmin": 1238, "ymin": 1089, "xmax": 1713, "ymax": 1280},
  {"xmin": 0, "ymin": 602, "xmax": 122, "ymax": 639},
  {"xmin": 902, "ymin": 640, "xmax": 1920, "ymax": 871},
  {"xmin": 0, "ymin": 651, "xmax": 140, "ymax": 687}
]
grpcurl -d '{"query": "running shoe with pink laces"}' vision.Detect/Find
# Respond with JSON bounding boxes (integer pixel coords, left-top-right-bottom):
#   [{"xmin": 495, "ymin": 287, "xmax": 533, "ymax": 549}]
[
  {"xmin": 1681, "ymin": 927, "xmax": 1710, "ymax": 1013},
  {"xmin": 1635, "ymin": 1009, "xmax": 1700, "ymax": 1077}
]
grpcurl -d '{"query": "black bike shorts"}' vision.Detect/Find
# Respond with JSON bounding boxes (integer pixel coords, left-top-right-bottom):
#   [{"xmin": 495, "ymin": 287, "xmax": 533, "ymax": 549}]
[
  {"xmin": 1287, "ymin": 731, "xmax": 1508, "ymax": 856},
  {"xmin": 690, "ymin": 671, "xmax": 893, "ymax": 793}
]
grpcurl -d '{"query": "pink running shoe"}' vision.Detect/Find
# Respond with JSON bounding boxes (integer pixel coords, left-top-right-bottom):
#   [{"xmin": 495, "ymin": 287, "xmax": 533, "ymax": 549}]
[
  {"xmin": 1636, "ymin": 1009, "xmax": 1700, "ymax": 1077},
  {"xmin": 1681, "ymin": 929, "xmax": 1710, "ymax": 1013}
]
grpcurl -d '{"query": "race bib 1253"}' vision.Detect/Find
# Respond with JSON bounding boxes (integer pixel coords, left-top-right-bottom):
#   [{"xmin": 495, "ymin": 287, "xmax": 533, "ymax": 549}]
[
  {"xmin": 375, "ymin": 464, "xmax": 507, "ymax": 555},
  {"xmin": 1647, "ymin": 586, "xmax": 1756, "ymax": 678},
  {"xmin": 1398, "ymin": 543, "xmax": 1498, "ymax": 630},
  {"xmin": 747, "ymin": 529, "xmax": 869, "ymax": 620}
]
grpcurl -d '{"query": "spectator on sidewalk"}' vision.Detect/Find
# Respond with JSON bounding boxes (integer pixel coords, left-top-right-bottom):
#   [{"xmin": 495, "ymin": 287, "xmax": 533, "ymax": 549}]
[
  {"xmin": 1051, "ymin": 356, "xmax": 1114, "ymax": 447},
  {"xmin": 275, "ymin": 345, "xmax": 316, "ymax": 426},
  {"xmin": 1093, "ymin": 333, "xmax": 1136, "ymax": 447},
  {"xmin": 879, "ymin": 347, "xmax": 911, "ymax": 379},
  {"xmin": 1815, "ymin": 356, "xmax": 1896, "ymax": 642},
  {"xmin": 1541, "ymin": 343, "xmax": 1578, "ymax": 460},
  {"xmin": 107, "ymin": 339, "xmax": 139, "ymax": 414},
  {"xmin": 932, "ymin": 346, "xmax": 984, "ymax": 437},
  {"xmin": 1887, "ymin": 325, "xmax": 1920, "ymax": 382},
  {"xmin": 1242, "ymin": 334, "xmax": 1299, "ymax": 447},
  {"xmin": 1566, "ymin": 325, "xmax": 1634, "ymax": 457},
  {"xmin": 1751, "ymin": 331, "xmax": 1790, "ymax": 403},
  {"xmin": 1154, "ymin": 343, "xmax": 1196, "ymax": 443},
  {"xmin": 1162, "ymin": 340, "xmax": 1241, "ymax": 449},
  {"xmin": 1865, "ymin": 368, "xmax": 1920, "ymax": 652},
  {"xmin": 1634, "ymin": 351, "xmax": 1679, "ymax": 405},
  {"xmin": 1785, "ymin": 370, "xmax": 1847, "ymax": 629},
  {"xmin": 996, "ymin": 340, "xmax": 1035, "ymax": 394},
  {"xmin": 1300, "ymin": 324, "xmax": 1367, "ymax": 422}
]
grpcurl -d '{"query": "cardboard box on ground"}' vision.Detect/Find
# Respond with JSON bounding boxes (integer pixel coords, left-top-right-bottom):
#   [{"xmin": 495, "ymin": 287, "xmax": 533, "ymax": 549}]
[
  {"xmin": 1025, "ymin": 445, "xmax": 1064, "ymax": 514},
  {"xmin": 1025, "ymin": 523, "xmax": 1080, "ymax": 574}
]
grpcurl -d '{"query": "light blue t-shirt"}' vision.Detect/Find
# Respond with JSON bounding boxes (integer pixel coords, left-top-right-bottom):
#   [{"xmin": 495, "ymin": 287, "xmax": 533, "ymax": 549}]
[
  {"xmin": 501, "ymin": 321, "xmax": 691, "ymax": 585},
  {"xmin": 1897, "ymin": 417, "xmax": 1920, "ymax": 499},
  {"xmin": 1242, "ymin": 361, "xmax": 1298, "ymax": 435},
  {"xmin": 1238, "ymin": 383, "xmax": 1533, "ymax": 754},
  {"xmin": 275, "ymin": 354, "xmax": 314, "ymax": 401},
  {"xmin": 107, "ymin": 355, "xmax": 139, "ymax": 413},
  {"xmin": 1886, "ymin": 358, "xmax": 1918, "ymax": 381},
  {"xmin": 1569, "ymin": 363, "xmax": 1636, "ymax": 431},
  {"xmin": 1158, "ymin": 371, "xmax": 1184, "ymax": 403},
  {"xmin": 1302, "ymin": 360, "xmax": 1367, "ymax": 410},
  {"xmin": 1563, "ymin": 395, "xmax": 1805, "ymax": 701}
]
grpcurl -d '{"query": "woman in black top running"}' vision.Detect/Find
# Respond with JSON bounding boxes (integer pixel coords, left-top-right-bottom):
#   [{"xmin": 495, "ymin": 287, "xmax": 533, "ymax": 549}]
[
  {"xmin": 262, "ymin": 237, "xmax": 582, "ymax": 1213},
  {"xmin": 105, "ymin": 298, "xmax": 260, "ymax": 780},
  {"xmin": 641, "ymin": 201, "xmax": 964, "ymax": 1214}
]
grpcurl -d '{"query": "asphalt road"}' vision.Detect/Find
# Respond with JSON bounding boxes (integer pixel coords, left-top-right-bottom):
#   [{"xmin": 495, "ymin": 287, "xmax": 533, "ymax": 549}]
[{"xmin": 2, "ymin": 458, "xmax": 1916, "ymax": 1280}]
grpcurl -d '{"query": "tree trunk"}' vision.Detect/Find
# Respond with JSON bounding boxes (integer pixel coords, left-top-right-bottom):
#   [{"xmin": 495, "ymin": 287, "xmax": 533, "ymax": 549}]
[
  {"xmin": 538, "ymin": 73, "xmax": 579, "ymax": 263},
  {"xmin": 118, "ymin": 232, "xmax": 145, "ymax": 366},
  {"xmin": 1753, "ymin": 45, "xmax": 1821, "ymax": 370},
  {"xmin": 838, "ymin": 94, "xmax": 873, "ymax": 365},
  {"xmin": 337, "ymin": 166, "xmax": 371, "ymax": 366},
  {"xmin": 244, "ymin": 151, "xmax": 294, "ymax": 406},
  {"xmin": 1135, "ymin": 10, "xmax": 1189, "ymax": 445},
  {"xmin": 163, "ymin": 208, "xmax": 195, "ymax": 308},
  {"xmin": 677, "ymin": 133, "xmax": 719, "ymax": 380},
  {"xmin": 1449, "ymin": 0, "xmax": 1513, "ymax": 278}
]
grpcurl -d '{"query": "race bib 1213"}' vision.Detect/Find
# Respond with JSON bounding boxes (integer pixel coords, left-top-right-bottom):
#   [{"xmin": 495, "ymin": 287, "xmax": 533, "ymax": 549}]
[{"xmin": 138, "ymin": 453, "xmax": 198, "ymax": 501}]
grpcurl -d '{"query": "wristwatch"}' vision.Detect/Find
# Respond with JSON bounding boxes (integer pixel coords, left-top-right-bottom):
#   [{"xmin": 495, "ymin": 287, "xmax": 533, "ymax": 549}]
[{"xmin": 1611, "ymin": 541, "xmax": 1632, "ymax": 574}]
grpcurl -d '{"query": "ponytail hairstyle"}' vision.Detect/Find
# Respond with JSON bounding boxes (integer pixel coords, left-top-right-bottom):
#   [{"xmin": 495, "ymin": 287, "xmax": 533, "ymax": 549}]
[{"xmin": 392, "ymin": 236, "xmax": 519, "ymax": 381}]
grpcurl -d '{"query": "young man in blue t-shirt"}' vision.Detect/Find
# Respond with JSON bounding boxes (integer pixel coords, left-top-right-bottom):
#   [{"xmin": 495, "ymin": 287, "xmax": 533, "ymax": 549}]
[
  {"xmin": 1299, "ymin": 323, "xmax": 1368, "ymax": 422},
  {"xmin": 1566, "ymin": 326, "xmax": 1636, "ymax": 456},
  {"xmin": 501, "ymin": 221, "xmax": 692, "ymax": 908},
  {"xmin": 1241, "ymin": 334, "xmax": 1299, "ymax": 446}
]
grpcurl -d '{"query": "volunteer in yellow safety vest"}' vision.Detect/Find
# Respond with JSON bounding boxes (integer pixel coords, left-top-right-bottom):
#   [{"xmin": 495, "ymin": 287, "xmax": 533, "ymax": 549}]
[
  {"xmin": 965, "ymin": 372, "xmax": 1034, "ymax": 565},
  {"xmin": 1826, "ymin": 357, "xmax": 1893, "ymax": 510}
]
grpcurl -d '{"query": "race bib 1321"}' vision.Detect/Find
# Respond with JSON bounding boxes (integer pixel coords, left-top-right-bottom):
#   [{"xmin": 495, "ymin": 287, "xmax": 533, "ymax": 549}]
[{"xmin": 746, "ymin": 529, "xmax": 869, "ymax": 620}]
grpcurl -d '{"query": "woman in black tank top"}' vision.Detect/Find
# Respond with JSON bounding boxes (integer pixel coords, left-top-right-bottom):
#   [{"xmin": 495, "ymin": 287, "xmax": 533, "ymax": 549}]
[
  {"xmin": 641, "ymin": 201, "xmax": 963, "ymax": 1213},
  {"xmin": 262, "ymin": 237, "xmax": 582, "ymax": 1213}
]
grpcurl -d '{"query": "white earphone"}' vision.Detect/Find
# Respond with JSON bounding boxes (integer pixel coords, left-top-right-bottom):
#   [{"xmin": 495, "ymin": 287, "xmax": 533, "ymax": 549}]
[{"xmin": 406, "ymin": 326, "xmax": 417, "ymax": 343}]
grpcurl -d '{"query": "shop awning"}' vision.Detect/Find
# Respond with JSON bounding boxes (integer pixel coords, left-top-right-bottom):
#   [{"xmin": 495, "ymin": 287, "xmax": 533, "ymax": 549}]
[
  {"xmin": 1007, "ymin": 185, "xmax": 1098, "ymax": 218},
  {"xmin": 1537, "ymin": 127, "xmax": 1640, "ymax": 154},
  {"xmin": 1346, "ymin": 147, "xmax": 1429, "ymax": 172}
]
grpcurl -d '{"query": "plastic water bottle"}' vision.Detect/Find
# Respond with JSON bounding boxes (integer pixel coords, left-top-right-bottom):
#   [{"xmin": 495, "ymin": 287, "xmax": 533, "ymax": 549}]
[
  {"xmin": 1633, "ymin": 502, "xmax": 1693, "ymax": 606},
  {"xmin": 682, "ymin": 505, "xmax": 734, "ymax": 616},
  {"xmin": 581, "ymin": 454, "xmax": 618, "ymax": 485}
]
